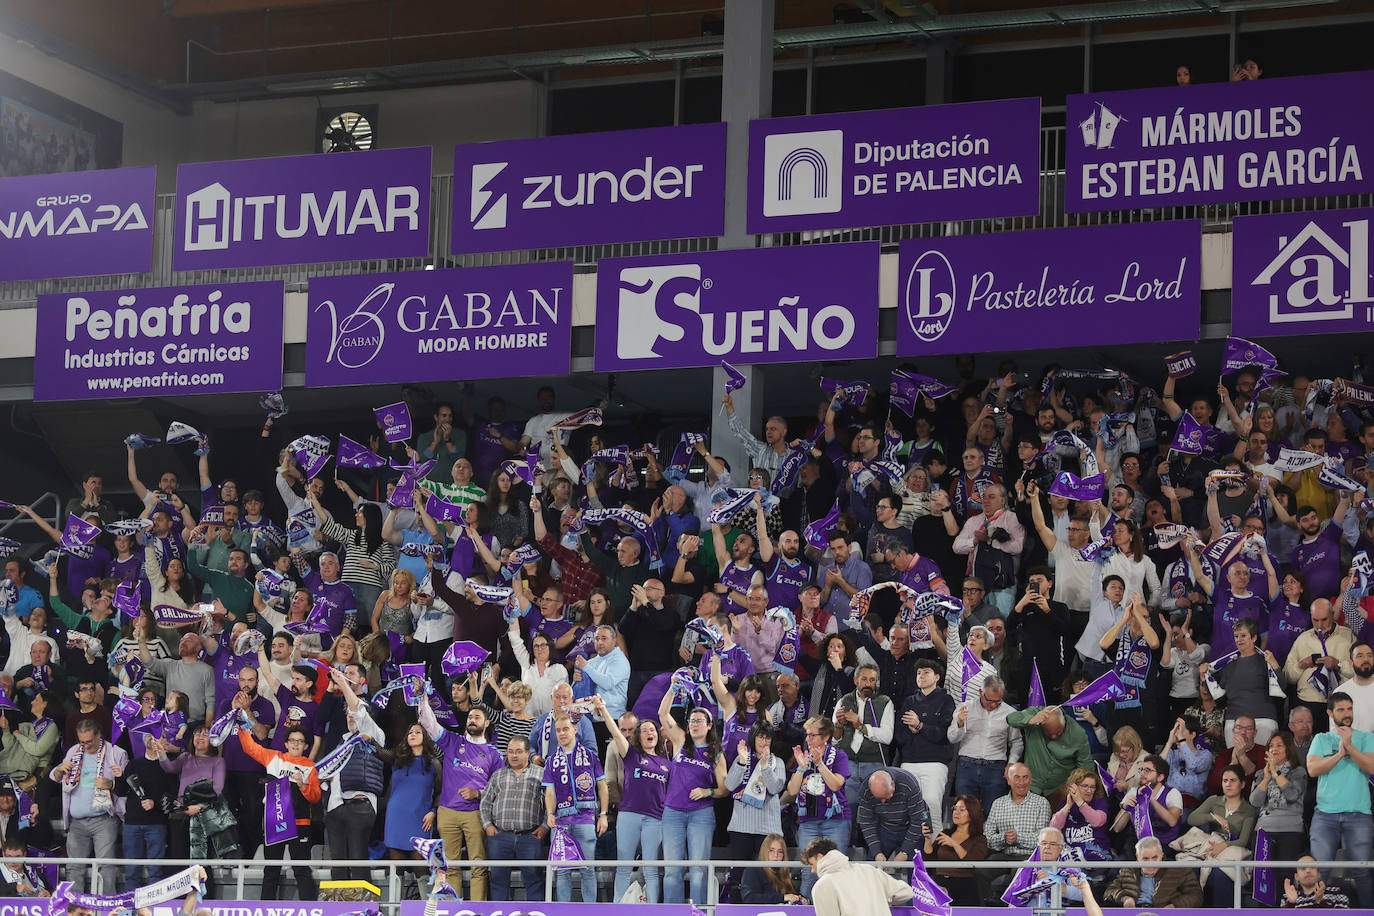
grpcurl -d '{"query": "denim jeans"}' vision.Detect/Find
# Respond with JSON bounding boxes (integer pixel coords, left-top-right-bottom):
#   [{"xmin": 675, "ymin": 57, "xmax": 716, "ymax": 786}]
[
  {"xmin": 796, "ymin": 818, "xmax": 851, "ymax": 899},
  {"xmin": 955, "ymin": 756, "xmax": 1008, "ymax": 816},
  {"xmin": 554, "ymin": 821, "xmax": 597, "ymax": 903},
  {"xmin": 615, "ymin": 810, "xmax": 663, "ymax": 903},
  {"xmin": 122, "ymin": 822, "xmax": 167, "ymax": 887},
  {"xmin": 1310, "ymin": 809, "xmax": 1374, "ymax": 906},
  {"xmin": 661, "ymin": 805, "xmax": 714, "ymax": 904},
  {"xmin": 487, "ymin": 830, "xmax": 545, "ymax": 902}
]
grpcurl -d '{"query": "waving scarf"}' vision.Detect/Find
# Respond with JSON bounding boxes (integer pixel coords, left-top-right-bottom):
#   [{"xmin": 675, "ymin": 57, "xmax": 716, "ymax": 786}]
[
  {"xmin": 662, "ymin": 432, "xmax": 707, "ymax": 484},
  {"xmin": 548, "ymin": 406, "xmax": 603, "ymax": 435},
  {"xmin": 581, "ymin": 506, "xmax": 661, "ymax": 571},
  {"xmin": 889, "ymin": 370, "xmax": 956, "ymax": 417}
]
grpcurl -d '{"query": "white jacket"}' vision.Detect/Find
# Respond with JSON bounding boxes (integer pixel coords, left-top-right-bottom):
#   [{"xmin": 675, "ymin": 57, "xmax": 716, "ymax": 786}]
[{"xmin": 810, "ymin": 849, "xmax": 914, "ymax": 916}]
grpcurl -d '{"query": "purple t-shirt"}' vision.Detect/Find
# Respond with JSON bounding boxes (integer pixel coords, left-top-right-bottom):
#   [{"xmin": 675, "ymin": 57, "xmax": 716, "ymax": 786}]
[
  {"xmin": 664, "ymin": 742, "xmax": 719, "ymax": 813},
  {"xmin": 472, "ymin": 419, "xmax": 520, "ymax": 480},
  {"xmin": 1211, "ymin": 591, "xmax": 1269, "ymax": 658},
  {"xmin": 305, "ymin": 570, "xmax": 358, "ymax": 632},
  {"xmin": 900, "ymin": 555, "xmax": 948, "ymax": 594},
  {"xmin": 721, "ymin": 709, "xmax": 758, "ymax": 766},
  {"xmin": 620, "ymin": 746, "xmax": 670, "ymax": 818},
  {"xmin": 698, "ymin": 645, "xmax": 755, "ymax": 684},
  {"xmin": 436, "ymin": 731, "xmax": 503, "ymax": 812},
  {"xmin": 1062, "ymin": 797, "xmax": 1112, "ymax": 860},
  {"xmin": 796, "ymin": 746, "xmax": 851, "ymax": 823},
  {"xmin": 529, "ymin": 615, "xmax": 576, "ymax": 661},
  {"xmin": 1266, "ymin": 598, "xmax": 1311, "ymax": 663},
  {"xmin": 1292, "ymin": 523, "xmax": 1344, "ymax": 599},
  {"xmin": 105, "ymin": 553, "xmax": 141, "ymax": 583},
  {"xmin": 272, "ymin": 684, "xmax": 319, "ymax": 752},
  {"xmin": 719, "ymin": 562, "xmax": 760, "ymax": 614},
  {"xmin": 66, "ymin": 544, "xmax": 111, "ymax": 599},
  {"xmin": 211, "ymin": 634, "xmax": 257, "ymax": 715},
  {"xmin": 222, "ymin": 696, "xmax": 277, "ymax": 772},
  {"xmin": 764, "ymin": 556, "xmax": 813, "ymax": 610}
]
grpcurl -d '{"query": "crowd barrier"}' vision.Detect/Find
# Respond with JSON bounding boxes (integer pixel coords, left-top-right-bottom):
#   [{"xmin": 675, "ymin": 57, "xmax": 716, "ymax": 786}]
[{"xmin": 16, "ymin": 856, "xmax": 1374, "ymax": 914}]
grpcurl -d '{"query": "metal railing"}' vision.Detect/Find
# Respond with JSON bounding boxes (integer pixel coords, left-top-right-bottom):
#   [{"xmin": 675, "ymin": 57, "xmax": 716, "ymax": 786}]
[
  {"xmin": 33, "ymin": 854, "xmax": 1371, "ymax": 912},
  {"xmin": 0, "ymin": 491, "xmax": 60, "ymax": 537},
  {"xmin": 3, "ymin": 125, "xmax": 1371, "ymax": 307}
]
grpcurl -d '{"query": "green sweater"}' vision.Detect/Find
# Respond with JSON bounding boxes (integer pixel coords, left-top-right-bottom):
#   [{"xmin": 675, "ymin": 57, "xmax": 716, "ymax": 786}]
[
  {"xmin": 48, "ymin": 595, "xmax": 120, "ymax": 653},
  {"xmin": 580, "ymin": 532, "xmax": 649, "ymax": 615},
  {"xmin": 1007, "ymin": 705, "xmax": 1095, "ymax": 796},
  {"xmin": 186, "ymin": 548, "xmax": 254, "ymax": 617}
]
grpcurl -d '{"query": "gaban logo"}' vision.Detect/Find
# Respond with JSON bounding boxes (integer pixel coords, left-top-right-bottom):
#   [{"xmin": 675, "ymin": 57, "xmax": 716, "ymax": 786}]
[
  {"xmin": 762, "ymin": 129, "xmax": 844, "ymax": 217},
  {"xmin": 903, "ymin": 249, "xmax": 958, "ymax": 343},
  {"xmin": 1250, "ymin": 216, "xmax": 1373, "ymax": 323},
  {"xmin": 614, "ymin": 262, "xmax": 856, "ymax": 361}
]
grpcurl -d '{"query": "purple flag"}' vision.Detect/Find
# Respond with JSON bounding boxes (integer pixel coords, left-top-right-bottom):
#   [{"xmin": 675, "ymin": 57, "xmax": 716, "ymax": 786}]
[
  {"xmin": 1001, "ymin": 849, "xmax": 1042, "ymax": 905},
  {"xmin": 284, "ymin": 598, "xmax": 333, "ymax": 636},
  {"xmin": 1049, "ymin": 470, "xmax": 1105, "ymax": 501},
  {"xmin": 1062, "ymin": 670, "xmax": 1130, "ymax": 707},
  {"xmin": 721, "ymin": 360, "xmax": 747, "ymax": 394},
  {"xmin": 960, "ymin": 646, "xmax": 983, "ymax": 700},
  {"xmin": 290, "ymin": 434, "xmax": 333, "ymax": 479},
  {"xmin": 336, "ymin": 435, "xmax": 386, "ymax": 469},
  {"xmin": 1221, "ymin": 336, "xmax": 1279, "ymax": 376},
  {"xmin": 1253, "ymin": 828, "xmax": 1276, "ymax": 905},
  {"xmin": 59, "ymin": 515, "xmax": 101, "ymax": 551},
  {"xmin": 804, "ymin": 501, "xmax": 843, "ymax": 551},
  {"xmin": 1169, "ymin": 411, "xmax": 1207, "ymax": 455},
  {"xmin": 0, "ymin": 687, "xmax": 17, "ymax": 712},
  {"xmin": 909, "ymin": 850, "xmax": 953, "ymax": 916},
  {"xmin": 821, "ymin": 377, "xmax": 870, "ymax": 406},
  {"xmin": 130, "ymin": 710, "xmax": 169, "ymax": 741},
  {"xmin": 1096, "ymin": 760, "xmax": 1120, "ymax": 798},
  {"xmin": 111, "ymin": 696, "xmax": 141, "ymax": 743},
  {"xmin": 114, "ymin": 580, "xmax": 142, "ymax": 620},
  {"xmin": 374, "ymin": 401, "xmax": 412, "ymax": 442},
  {"xmin": 425, "ymin": 492, "xmax": 468, "ymax": 523},
  {"xmin": 512, "ymin": 447, "xmax": 541, "ymax": 487},
  {"xmin": 123, "ymin": 656, "xmax": 146, "ymax": 689},
  {"xmin": 1131, "ymin": 784, "xmax": 1154, "ymax": 838},
  {"xmin": 441, "ymin": 640, "xmax": 489, "ymax": 677},
  {"xmin": 1028, "ymin": 660, "xmax": 1046, "ymax": 708},
  {"xmin": 1165, "ymin": 350, "xmax": 1197, "ymax": 379},
  {"xmin": 549, "ymin": 825, "xmax": 585, "ymax": 866},
  {"xmin": 265, "ymin": 775, "xmax": 298, "ymax": 845}
]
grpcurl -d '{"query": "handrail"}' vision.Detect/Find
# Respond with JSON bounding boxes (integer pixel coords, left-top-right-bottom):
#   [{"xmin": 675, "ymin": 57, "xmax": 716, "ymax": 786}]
[
  {"xmin": 29, "ymin": 854, "xmax": 1371, "ymax": 912},
  {"xmin": 0, "ymin": 491, "xmax": 60, "ymax": 537}
]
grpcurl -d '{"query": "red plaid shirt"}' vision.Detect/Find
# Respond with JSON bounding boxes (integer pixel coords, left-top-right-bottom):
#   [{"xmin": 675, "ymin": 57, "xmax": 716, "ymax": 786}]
[{"xmin": 540, "ymin": 532, "xmax": 605, "ymax": 606}]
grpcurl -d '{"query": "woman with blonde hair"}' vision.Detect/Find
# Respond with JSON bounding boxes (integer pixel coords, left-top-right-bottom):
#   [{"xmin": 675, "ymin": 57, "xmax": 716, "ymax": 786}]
[
  {"xmin": 371, "ymin": 567, "xmax": 434, "ymax": 661},
  {"xmin": 1106, "ymin": 725, "xmax": 1145, "ymax": 793},
  {"xmin": 741, "ymin": 833, "xmax": 804, "ymax": 905}
]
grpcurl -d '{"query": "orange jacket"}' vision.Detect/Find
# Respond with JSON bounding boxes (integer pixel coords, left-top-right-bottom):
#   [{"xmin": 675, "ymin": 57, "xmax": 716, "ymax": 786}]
[{"xmin": 238, "ymin": 730, "xmax": 323, "ymax": 803}]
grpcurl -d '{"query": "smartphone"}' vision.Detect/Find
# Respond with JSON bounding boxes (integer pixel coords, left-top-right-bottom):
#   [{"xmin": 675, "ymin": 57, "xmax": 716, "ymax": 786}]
[{"xmin": 1029, "ymin": 582, "xmax": 1040, "ymax": 595}]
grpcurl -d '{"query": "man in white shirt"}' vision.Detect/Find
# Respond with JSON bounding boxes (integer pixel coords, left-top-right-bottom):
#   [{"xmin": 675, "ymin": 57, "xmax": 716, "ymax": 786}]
[
  {"xmin": 1335, "ymin": 641, "xmax": 1374, "ymax": 732},
  {"xmin": 947, "ymin": 675, "xmax": 1023, "ymax": 815},
  {"xmin": 519, "ymin": 386, "xmax": 573, "ymax": 465}
]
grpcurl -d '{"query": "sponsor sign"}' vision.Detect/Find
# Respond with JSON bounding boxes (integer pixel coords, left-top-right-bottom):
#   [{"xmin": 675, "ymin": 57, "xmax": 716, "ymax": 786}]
[
  {"xmin": 593, "ymin": 242, "xmax": 879, "ymax": 371},
  {"xmin": 453, "ymin": 123, "xmax": 726, "ymax": 253},
  {"xmin": 897, "ymin": 221, "xmax": 1200, "ymax": 355},
  {"xmin": 404, "ymin": 906, "xmax": 1023, "ymax": 916},
  {"xmin": 306, "ymin": 263, "xmax": 573, "ymax": 387},
  {"xmin": 1068, "ymin": 70, "xmax": 1374, "ymax": 211},
  {"xmin": 173, "ymin": 147, "xmax": 431, "ymax": 270},
  {"xmin": 0, "ymin": 900, "xmax": 375, "ymax": 916},
  {"xmin": 1232, "ymin": 206, "xmax": 1374, "ymax": 337},
  {"xmin": 748, "ymin": 98, "xmax": 1040, "ymax": 233},
  {"xmin": 0, "ymin": 166, "xmax": 155, "ymax": 281},
  {"xmin": 34, "ymin": 282, "xmax": 285, "ymax": 401}
]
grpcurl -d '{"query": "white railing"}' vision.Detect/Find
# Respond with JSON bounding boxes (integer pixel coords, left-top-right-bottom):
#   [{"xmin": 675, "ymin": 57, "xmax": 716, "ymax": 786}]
[{"xmin": 29, "ymin": 854, "xmax": 1370, "ymax": 912}]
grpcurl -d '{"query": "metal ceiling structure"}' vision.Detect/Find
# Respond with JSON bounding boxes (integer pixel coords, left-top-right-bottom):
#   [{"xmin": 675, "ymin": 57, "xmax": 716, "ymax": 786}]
[{"xmin": 0, "ymin": 0, "xmax": 1355, "ymax": 112}]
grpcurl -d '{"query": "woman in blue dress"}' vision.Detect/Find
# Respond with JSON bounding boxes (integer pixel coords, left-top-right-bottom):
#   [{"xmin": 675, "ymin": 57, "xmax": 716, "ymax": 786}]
[{"xmin": 381, "ymin": 722, "xmax": 439, "ymax": 896}]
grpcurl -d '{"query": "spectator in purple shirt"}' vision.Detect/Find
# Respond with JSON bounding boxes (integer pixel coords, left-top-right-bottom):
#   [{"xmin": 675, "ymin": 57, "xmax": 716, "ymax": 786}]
[
  {"xmin": 1292, "ymin": 496, "xmax": 1350, "ymax": 600},
  {"xmin": 420, "ymin": 694, "xmax": 503, "ymax": 900}
]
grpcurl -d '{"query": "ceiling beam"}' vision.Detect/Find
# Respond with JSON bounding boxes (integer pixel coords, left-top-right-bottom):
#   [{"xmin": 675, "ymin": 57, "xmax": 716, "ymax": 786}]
[{"xmin": 164, "ymin": 0, "xmax": 348, "ymax": 16}]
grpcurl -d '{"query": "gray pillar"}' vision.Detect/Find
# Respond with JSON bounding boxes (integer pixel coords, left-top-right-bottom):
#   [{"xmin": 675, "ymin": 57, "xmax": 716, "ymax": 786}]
[{"xmin": 711, "ymin": 0, "xmax": 774, "ymax": 480}]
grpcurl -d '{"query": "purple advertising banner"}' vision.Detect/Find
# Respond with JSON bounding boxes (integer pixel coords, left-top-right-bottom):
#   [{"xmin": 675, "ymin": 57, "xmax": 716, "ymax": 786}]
[
  {"xmin": 748, "ymin": 98, "xmax": 1041, "ymax": 234},
  {"xmin": 897, "ymin": 221, "xmax": 1201, "ymax": 356},
  {"xmin": 173, "ymin": 147, "xmax": 431, "ymax": 270},
  {"xmin": 403, "ymin": 906, "xmax": 1028, "ymax": 916},
  {"xmin": 1067, "ymin": 910, "xmax": 1374, "ymax": 916},
  {"xmin": 1232, "ymin": 206, "xmax": 1373, "ymax": 337},
  {"xmin": 593, "ymin": 242, "xmax": 879, "ymax": 371},
  {"xmin": 718, "ymin": 908, "xmax": 1028, "ymax": 916},
  {"xmin": 0, "ymin": 166, "xmax": 155, "ymax": 281},
  {"xmin": 34, "ymin": 281, "xmax": 285, "ymax": 402},
  {"xmin": 306, "ymin": 262, "xmax": 573, "ymax": 387},
  {"xmin": 452, "ymin": 123, "xmax": 726, "ymax": 254},
  {"xmin": 1067, "ymin": 70, "xmax": 1374, "ymax": 212}
]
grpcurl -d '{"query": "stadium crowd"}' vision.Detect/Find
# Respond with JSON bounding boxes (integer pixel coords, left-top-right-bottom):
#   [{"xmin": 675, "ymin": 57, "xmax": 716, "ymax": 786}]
[{"xmin": 1, "ymin": 351, "xmax": 1373, "ymax": 909}]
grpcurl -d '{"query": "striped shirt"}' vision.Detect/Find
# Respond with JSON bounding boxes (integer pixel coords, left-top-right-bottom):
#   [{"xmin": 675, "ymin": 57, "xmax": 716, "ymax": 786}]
[
  {"xmin": 490, "ymin": 710, "xmax": 536, "ymax": 756},
  {"xmin": 723, "ymin": 755, "xmax": 786, "ymax": 837},
  {"xmin": 318, "ymin": 516, "xmax": 399, "ymax": 589}
]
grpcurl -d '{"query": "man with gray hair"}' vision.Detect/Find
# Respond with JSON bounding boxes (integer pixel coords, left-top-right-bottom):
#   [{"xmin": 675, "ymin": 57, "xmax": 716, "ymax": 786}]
[
  {"xmin": 722, "ymin": 392, "xmax": 789, "ymax": 474},
  {"xmin": 855, "ymin": 767, "xmax": 928, "ymax": 862},
  {"xmin": 1103, "ymin": 835, "xmax": 1204, "ymax": 908},
  {"xmin": 981, "ymin": 761, "xmax": 1050, "ymax": 900},
  {"xmin": 835, "ymin": 663, "xmax": 894, "ymax": 803},
  {"xmin": 949, "ymin": 675, "xmax": 1023, "ymax": 813}
]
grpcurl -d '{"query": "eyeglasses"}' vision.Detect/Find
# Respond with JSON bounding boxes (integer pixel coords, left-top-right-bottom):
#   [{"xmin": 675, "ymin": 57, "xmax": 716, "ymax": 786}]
[
  {"xmin": 962, "ymin": 587, "xmax": 985, "ymax": 594},
  {"xmin": 804, "ymin": 731, "xmax": 823, "ymax": 738},
  {"xmin": 1121, "ymin": 462, "xmax": 1140, "ymax": 469}
]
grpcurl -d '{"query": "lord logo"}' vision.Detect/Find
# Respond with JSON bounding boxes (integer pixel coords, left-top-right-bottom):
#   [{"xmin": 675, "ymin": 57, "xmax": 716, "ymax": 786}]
[
  {"xmin": 763, "ymin": 129, "xmax": 844, "ymax": 218},
  {"xmin": 1249, "ymin": 216, "xmax": 1372, "ymax": 324},
  {"xmin": 470, "ymin": 162, "xmax": 509, "ymax": 231},
  {"xmin": 903, "ymin": 248, "xmax": 958, "ymax": 343},
  {"xmin": 614, "ymin": 263, "xmax": 702, "ymax": 360}
]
